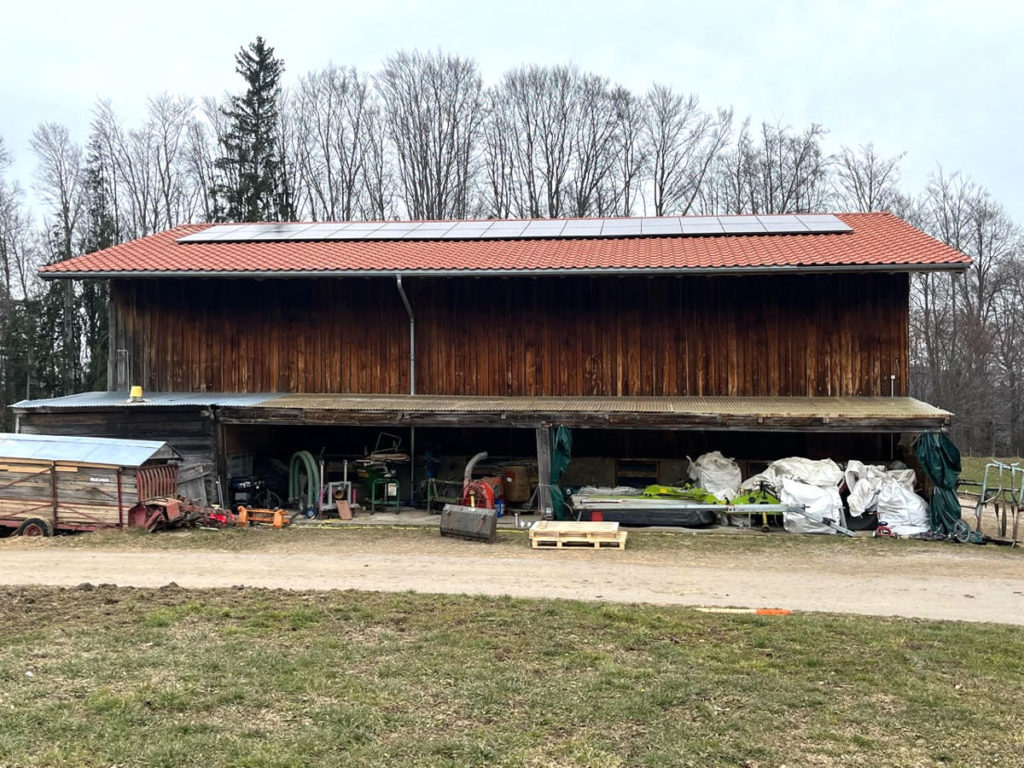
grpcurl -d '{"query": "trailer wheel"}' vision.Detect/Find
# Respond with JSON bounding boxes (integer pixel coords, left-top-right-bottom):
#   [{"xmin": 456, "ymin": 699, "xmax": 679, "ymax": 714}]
[{"xmin": 16, "ymin": 518, "xmax": 52, "ymax": 537}]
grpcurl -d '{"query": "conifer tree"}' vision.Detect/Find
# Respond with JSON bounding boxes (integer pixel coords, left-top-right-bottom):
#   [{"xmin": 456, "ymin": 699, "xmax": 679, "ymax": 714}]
[
  {"xmin": 77, "ymin": 144, "xmax": 118, "ymax": 390},
  {"xmin": 213, "ymin": 37, "xmax": 291, "ymax": 221}
]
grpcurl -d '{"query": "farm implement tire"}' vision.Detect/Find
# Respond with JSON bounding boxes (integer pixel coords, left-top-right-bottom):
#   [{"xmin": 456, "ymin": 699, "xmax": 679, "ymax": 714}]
[{"xmin": 16, "ymin": 518, "xmax": 52, "ymax": 537}]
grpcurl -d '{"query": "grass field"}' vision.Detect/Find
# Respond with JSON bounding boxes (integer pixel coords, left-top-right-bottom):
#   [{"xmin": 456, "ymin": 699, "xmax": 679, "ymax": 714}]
[
  {"xmin": 958, "ymin": 456, "xmax": 1024, "ymax": 486},
  {"xmin": 2, "ymin": 585, "xmax": 1022, "ymax": 768}
]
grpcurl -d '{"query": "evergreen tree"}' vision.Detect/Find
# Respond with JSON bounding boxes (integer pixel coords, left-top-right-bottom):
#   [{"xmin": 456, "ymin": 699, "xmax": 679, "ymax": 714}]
[
  {"xmin": 39, "ymin": 224, "xmax": 84, "ymax": 397},
  {"xmin": 213, "ymin": 37, "xmax": 291, "ymax": 222},
  {"xmin": 78, "ymin": 145, "xmax": 118, "ymax": 390},
  {"xmin": 0, "ymin": 297, "xmax": 40, "ymax": 430}
]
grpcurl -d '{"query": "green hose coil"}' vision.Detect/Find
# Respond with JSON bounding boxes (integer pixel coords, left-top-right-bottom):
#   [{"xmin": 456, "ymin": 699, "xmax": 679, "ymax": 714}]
[{"xmin": 289, "ymin": 451, "xmax": 320, "ymax": 511}]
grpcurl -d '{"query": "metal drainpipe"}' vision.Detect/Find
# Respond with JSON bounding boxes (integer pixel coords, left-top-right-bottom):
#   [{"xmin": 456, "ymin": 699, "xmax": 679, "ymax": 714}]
[
  {"xmin": 396, "ymin": 275, "xmax": 416, "ymax": 505},
  {"xmin": 396, "ymin": 275, "xmax": 415, "ymax": 395}
]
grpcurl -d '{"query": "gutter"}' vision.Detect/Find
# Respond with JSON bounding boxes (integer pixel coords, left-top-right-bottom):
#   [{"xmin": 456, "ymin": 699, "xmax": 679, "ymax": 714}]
[{"xmin": 38, "ymin": 262, "xmax": 972, "ymax": 280}]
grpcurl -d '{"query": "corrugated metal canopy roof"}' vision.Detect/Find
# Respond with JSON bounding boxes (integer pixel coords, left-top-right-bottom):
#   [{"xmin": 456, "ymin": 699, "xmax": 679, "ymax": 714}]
[
  {"xmin": 251, "ymin": 393, "xmax": 950, "ymax": 418},
  {"xmin": 0, "ymin": 433, "xmax": 178, "ymax": 467},
  {"xmin": 11, "ymin": 392, "xmax": 951, "ymax": 431},
  {"xmin": 12, "ymin": 391, "xmax": 276, "ymax": 409}
]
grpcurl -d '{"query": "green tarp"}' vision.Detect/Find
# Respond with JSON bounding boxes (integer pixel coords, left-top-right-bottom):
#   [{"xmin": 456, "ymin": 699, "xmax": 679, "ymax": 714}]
[
  {"xmin": 549, "ymin": 425, "xmax": 572, "ymax": 520},
  {"xmin": 915, "ymin": 432, "xmax": 962, "ymax": 535}
]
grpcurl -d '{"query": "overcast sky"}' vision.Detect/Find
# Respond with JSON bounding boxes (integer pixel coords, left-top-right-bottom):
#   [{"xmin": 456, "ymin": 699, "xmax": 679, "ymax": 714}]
[{"xmin": 2, "ymin": 0, "xmax": 1022, "ymax": 222}]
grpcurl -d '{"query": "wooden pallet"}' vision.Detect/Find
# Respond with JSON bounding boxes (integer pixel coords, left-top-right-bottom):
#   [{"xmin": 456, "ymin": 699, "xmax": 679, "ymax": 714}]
[{"xmin": 529, "ymin": 520, "xmax": 627, "ymax": 550}]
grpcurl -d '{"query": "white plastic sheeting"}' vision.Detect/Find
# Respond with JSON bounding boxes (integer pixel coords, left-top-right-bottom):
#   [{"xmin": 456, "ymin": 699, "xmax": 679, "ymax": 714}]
[
  {"xmin": 845, "ymin": 460, "xmax": 887, "ymax": 517},
  {"xmin": 876, "ymin": 481, "xmax": 930, "ymax": 536},
  {"xmin": 687, "ymin": 451, "xmax": 742, "ymax": 501},
  {"xmin": 844, "ymin": 460, "xmax": 919, "ymax": 519},
  {"xmin": 741, "ymin": 457, "xmax": 844, "ymax": 493},
  {"xmin": 739, "ymin": 455, "xmax": 929, "ymax": 535},
  {"xmin": 779, "ymin": 477, "xmax": 845, "ymax": 534}
]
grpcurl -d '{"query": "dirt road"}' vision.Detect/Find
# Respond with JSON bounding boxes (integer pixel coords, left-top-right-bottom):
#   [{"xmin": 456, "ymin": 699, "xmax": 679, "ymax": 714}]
[{"xmin": 2, "ymin": 529, "xmax": 1022, "ymax": 624}]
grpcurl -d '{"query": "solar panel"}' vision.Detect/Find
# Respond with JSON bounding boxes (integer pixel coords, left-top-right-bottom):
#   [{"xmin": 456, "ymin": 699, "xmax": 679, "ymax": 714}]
[
  {"xmin": 560, "ymin": 221, "xmax": 604, "ymax": 233},
  {"xmin": 640, "ymin": 218, "xmax": 682, "ymax": 235},
  {"xmin": 721, "ymin": 222, "xmax": 767, "ymax": 234},
  {"xmin": 176, "ymin": 214, "xmax": 853, "ymax": 243},
  {"xmin": 680, "ymin": 217, "xmax": 724, "ymax": 234}
]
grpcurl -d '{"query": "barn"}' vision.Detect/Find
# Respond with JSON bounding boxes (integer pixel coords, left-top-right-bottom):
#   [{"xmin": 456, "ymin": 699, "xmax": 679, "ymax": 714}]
[{"xmin": 12, "ymin": 212, "xmax": 969, "ymax": 515}]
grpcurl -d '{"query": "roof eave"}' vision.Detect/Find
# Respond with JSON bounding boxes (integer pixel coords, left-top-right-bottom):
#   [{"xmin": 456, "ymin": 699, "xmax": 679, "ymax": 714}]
[{"xmin": 39, "ymin": 262, "xmax": 972, "ymax": 280}]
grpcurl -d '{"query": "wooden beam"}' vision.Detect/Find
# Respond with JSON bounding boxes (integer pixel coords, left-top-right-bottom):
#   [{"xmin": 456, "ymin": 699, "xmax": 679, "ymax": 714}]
[
  {"xmin": 213, "ymin": 412, "xmax": 228, "ymax": 507},
  {"xmin": 214, "ymin": 406, "xmax": 948, "ymax": 432}
]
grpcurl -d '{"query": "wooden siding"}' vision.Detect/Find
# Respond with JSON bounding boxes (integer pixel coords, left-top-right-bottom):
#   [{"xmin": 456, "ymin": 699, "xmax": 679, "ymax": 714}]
[
  {"xmin": 108, "ymin": 273, "xmax": 910, "ymax": 398},
  {"xmin": 0, "ymin": 462, "xmax": 137, "ymax": 529}
]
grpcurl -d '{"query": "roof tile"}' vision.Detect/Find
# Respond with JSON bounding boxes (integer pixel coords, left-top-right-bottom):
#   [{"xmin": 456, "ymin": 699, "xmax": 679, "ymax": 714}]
[{"xmin": 39, "ymin": 213, "xmax": 970, "ymax": 276}]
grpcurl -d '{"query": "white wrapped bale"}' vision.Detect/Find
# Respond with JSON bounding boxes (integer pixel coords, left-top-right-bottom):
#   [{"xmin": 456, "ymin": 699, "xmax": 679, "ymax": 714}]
[
  {"xmin": 687, "ymin": 451, "xmax": 742, "ymax": 501},
  {"xmin": 779, "ymin": 478, "xmax": 845, "ymax": 535}
]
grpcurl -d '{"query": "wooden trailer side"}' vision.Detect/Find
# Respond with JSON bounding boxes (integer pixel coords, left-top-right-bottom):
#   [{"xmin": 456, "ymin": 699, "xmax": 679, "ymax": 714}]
[{"xmin": 0, "ymin": 459, "xmax": 128, "ymax": 531}]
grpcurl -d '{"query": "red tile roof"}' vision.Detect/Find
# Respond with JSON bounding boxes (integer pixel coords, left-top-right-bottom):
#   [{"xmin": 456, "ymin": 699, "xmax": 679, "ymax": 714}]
[{"xmin": 39, "ymin": 212, "xmax": 970, "ymax": 277}]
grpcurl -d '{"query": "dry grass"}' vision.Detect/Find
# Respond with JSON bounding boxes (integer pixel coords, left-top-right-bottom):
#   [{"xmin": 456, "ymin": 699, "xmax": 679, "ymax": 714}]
[
  {"xmin": 1, "ymin": 585, "xmax": 1022, "ymax": 767},
  {"xmin": 13, "ymin": 521, "xmax": 1021, "ymax": 562}
]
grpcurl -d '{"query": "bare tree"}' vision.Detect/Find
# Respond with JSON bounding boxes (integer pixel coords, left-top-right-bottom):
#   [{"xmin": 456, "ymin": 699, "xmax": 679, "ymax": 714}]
[
  {"xmin": 644, "ymin": 85, "xmax": 732, "ymax": 216},
  {"xmin": 89, "ymin": 95, "xmax": 202, "ymax": 238},
  {"xmin": 360, "ymin": 102, "xmax": 395, "ymax": 220},
  {"xmin": 0, "ymin": 140, "xmax": 42, "ymax": 299},
  {"xmin": 376, "ymin": 50, "xmax": 483, "ymax": 220},
  {"xmin": 486, "ymin": 65, "xmax": 576, "ymax": 218},
  {"xmin": 30, "ymin": 122, "xmax": 85, "ymax": 260},
  {"xmin": 566, "ymin": 72, "xmax": 619, "ymax": 217},
  {"xmin": 183, "ymin": 112, "xmax": 218, "ymax": 222},
  {"xmin": 148, "ymin": 93, "xmax": 199, "ymax": 228},
  {"xmin": 911, "ymin": 170, "xmax": 1020, "ymax": 451},
  {"xmin": 276, "ymin": 87, "xmax": 302, "ymax": 220},
  {"xmin": 991, "ymin": 255, "xmax": 1024, "ymax": 451},
  {"xmin": 604, "ymin": 87, "xmax": 648, "ymax": 217},
  {"xmin": 707, "ymin": 120, "xmax": 831, "ymax": 215},
  {"xmin": 833, "ymin": 143, "xmax": 906, "ymax": 212},
  {"xmin": 294, "ymin": 65, "xmax": 375, "ymax": 221},
  {"xmin": 89, "ymin": 101, "xmax": 157, "ymax": 237},
  {"xmin": 482, "ymin": 84, "xmax": 516, "ymax": 219}
]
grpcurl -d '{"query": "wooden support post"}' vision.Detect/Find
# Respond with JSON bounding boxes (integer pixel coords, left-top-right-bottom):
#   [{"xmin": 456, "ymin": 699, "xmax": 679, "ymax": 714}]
[
  {"xmin": 50, "ymin": 462, "xmax": 59, "ymax": 527},
  {"xmin": 535, "ymin": 425, "xmax": 552, "ymax": 518},
  {"xmin": 107, "ymin": 293, "xmax": 117, "ymax": 391},
  {"xmin": 213, "ymin": 412, "xmax": 228, "ymax": 508}
]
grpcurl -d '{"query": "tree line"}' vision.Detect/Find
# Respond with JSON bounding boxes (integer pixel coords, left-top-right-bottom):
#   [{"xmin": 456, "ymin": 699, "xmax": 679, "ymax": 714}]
[{"xmin": 0, "ymin": 39, "xmax": 1020, "ymax": 454}]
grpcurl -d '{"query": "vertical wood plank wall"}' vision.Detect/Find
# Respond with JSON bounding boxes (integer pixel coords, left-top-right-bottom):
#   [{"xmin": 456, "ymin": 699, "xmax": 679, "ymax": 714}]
[{"xmin": 108, "ymin": 273, "xmax": 910, "ymax": 397}]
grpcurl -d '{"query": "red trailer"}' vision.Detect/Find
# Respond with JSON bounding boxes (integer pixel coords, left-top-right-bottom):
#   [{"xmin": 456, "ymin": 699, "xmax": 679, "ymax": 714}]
[{"xmin": 0, "ymin": 433, "xmax": 186, "ymax": 536}]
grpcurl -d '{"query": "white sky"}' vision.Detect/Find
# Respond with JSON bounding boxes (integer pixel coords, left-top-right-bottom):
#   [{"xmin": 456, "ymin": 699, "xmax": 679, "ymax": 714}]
[{"xmin": 2, "ymin": 0, "xmax": 1023, "ymax": 221}]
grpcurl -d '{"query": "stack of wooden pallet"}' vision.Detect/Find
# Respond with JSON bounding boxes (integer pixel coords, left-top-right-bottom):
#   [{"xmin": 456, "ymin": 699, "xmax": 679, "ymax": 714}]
[{"xmin": 529, "ymin": 520, "xmax": 627, "ymax": 550}]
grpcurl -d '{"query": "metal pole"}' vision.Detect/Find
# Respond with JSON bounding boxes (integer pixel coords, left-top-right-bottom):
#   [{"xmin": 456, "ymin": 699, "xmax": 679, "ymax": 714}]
[
  {"xmin": 395, "ymin": 275, "xmax": 415, "ymax": 395},
  {"xmin": 396, "ymin": 274, "xmax": 416, "ymax": 507}
]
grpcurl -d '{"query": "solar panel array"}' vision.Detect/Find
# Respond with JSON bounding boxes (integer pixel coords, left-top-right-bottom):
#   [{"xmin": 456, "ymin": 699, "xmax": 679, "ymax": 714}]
[{"xmin": 176, "ymin": 214, "xmax": 852, "ymax": 244}]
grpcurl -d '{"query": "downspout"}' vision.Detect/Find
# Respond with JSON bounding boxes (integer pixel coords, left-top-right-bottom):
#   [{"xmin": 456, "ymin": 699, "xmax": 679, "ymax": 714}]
[
  {"xmin": 395, "ymin": 274, "xmax": 415, "ymax": 395},
  {"xmin": 396, "ymin": 274, "xmax": 416, "ymax": 505}
]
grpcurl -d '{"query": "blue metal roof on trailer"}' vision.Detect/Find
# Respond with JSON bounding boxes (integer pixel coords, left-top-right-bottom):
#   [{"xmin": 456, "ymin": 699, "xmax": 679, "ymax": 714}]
[{"xmin": 0, "ymin": 433, "xmax": 178, "ymax": 467}]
